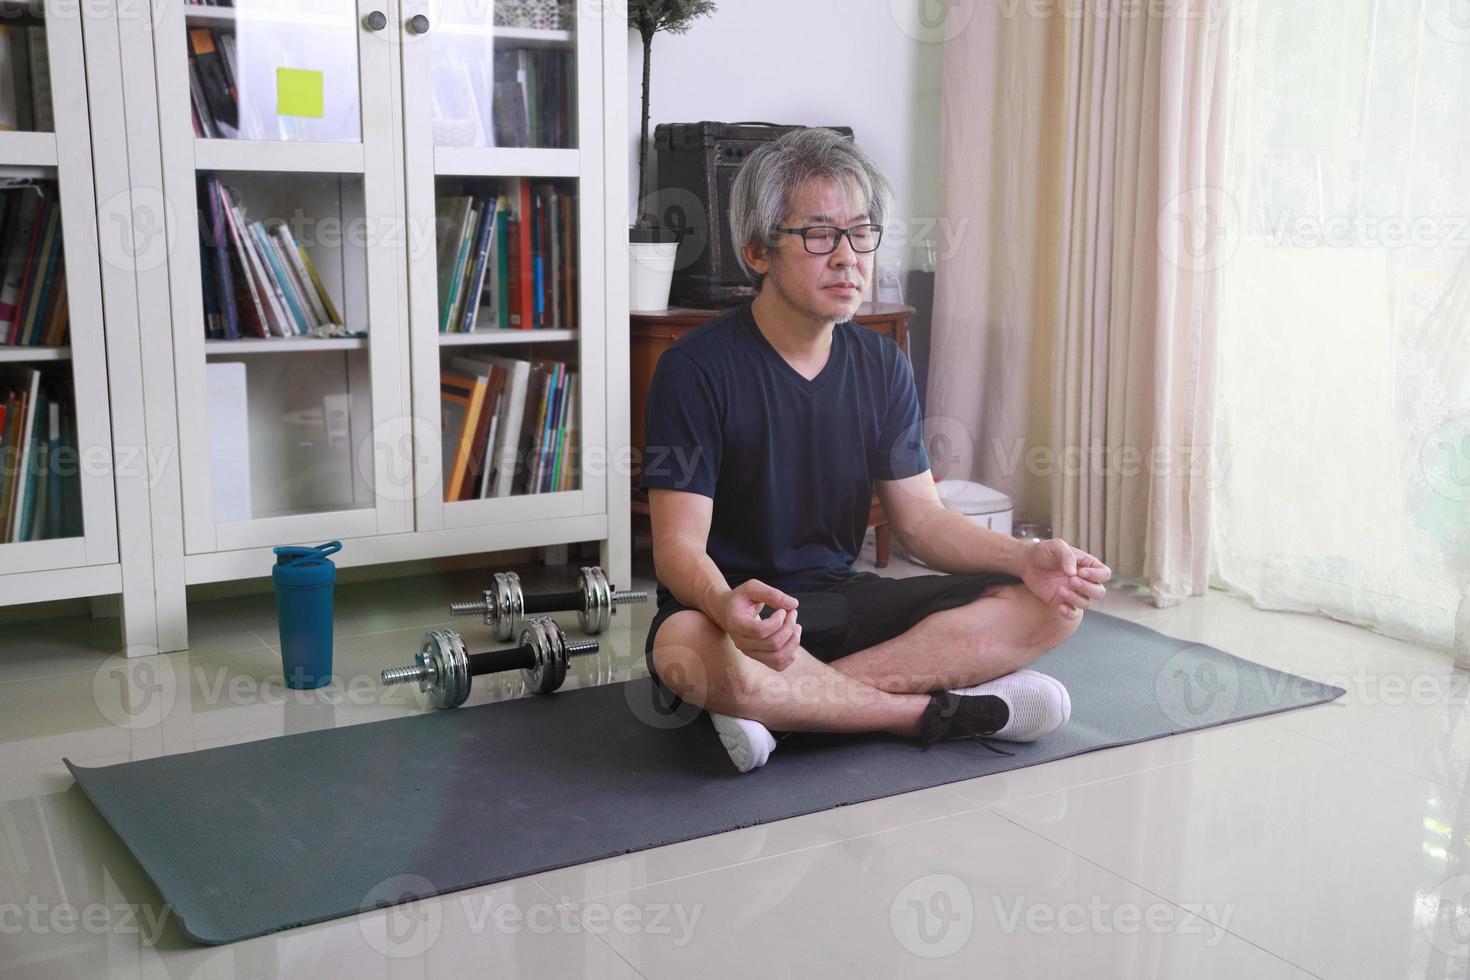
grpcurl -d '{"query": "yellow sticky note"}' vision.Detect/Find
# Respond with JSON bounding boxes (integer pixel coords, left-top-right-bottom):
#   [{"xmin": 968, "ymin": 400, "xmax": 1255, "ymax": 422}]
[{"xmin": 277, "ymin": 68, "xmax": 324, "ymax": 118}]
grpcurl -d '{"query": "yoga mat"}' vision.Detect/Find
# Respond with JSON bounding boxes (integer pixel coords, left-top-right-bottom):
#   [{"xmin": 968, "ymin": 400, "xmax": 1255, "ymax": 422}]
[{"xmin": 65, "ymin": 611, "xmax": 1344, "ymax": 945}]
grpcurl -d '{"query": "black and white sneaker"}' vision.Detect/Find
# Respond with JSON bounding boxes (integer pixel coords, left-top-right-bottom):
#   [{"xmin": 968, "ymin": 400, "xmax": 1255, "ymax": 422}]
[{"xmin": 918, "ymin": 670, "xmax": 1072, "ymax": 753}]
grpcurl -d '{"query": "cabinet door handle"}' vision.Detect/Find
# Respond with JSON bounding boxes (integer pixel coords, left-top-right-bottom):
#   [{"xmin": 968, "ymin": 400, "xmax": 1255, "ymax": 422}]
[
  {"xmin": 407, "ymin": 13, "xmax": 431, "ymax": 33},
  {"xmin": 363, "ymin": 10, "xmax": 387, "ymax": 30}
]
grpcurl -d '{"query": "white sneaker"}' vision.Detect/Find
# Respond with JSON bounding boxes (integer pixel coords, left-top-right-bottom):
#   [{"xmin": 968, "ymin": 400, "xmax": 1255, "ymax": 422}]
[
  {"xmin": 709, "ymin": 712, "xmax": 777, "ymax": 772},
  {"xmin": 949, "ymin": 670, "xmax": 1071, "ymax": 741}
]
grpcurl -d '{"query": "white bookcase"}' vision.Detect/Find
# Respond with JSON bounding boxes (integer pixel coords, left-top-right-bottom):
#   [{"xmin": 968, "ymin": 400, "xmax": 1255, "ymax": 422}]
[
  {"xmin": 1, "ymin": 0, "xmax": 631, "ymax": 654},
  {"xmin": 0, "ymin": 0, "xmax": 157, "ymax": 650}
]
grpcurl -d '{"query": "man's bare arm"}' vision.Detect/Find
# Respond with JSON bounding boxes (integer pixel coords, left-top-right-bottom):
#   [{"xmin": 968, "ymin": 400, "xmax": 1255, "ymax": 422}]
[
  {"xmin": 647, "ymin": 487, "xmax": 735, "ymax": 620},
  {"xmin": 876, "ymin": 471, "xmax": 1027, "ymax": 575}
]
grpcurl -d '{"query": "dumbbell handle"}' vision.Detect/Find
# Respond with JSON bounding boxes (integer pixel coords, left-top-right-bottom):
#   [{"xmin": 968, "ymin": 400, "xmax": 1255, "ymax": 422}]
[
  {"xmin": 450, "ymin": 587, "xmax": 646, "ymax": 618},
  {"xmin": 381, "ymin": 635, "xmax": 599, "ymax": 687},
  {"xmin": 465, "ymin": 637, "xmax": 599, "ymax": 675},
  {"xmin": 523, "ymin": 590, "xmax": 582, "ymax": 614}
]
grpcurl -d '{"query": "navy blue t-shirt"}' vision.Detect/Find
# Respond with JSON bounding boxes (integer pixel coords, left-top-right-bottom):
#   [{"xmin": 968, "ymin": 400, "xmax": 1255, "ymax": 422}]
[{"xmin": 639, "ymin": 301, "xmax": 930, "ymax": 607}]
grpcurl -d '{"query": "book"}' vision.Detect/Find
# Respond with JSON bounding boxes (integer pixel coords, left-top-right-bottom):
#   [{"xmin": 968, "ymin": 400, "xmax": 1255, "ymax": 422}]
[
  {"xmin": 220, "ymin": 185, "xmax": 291, "ymax": 336},
  {"xmin": 0, "ymin": 390, "xmax": 21, "ymax": 535},
  {"xmin": 8, "ymin": 367, "xmax": 39, "ymax": 541},
  {"xmin": 440, "ymin": 370, "xmax": 489, "ymax": 500},
  {"xmin": 10, "ymin": 24, "xmax": 31, "ymax": 132},
  {"xmin": 479, "ymin": 355, "xmax": 531, "ymax": 497},
  {"xmin": 297, "ymin": 246, "xmax": 342, "ymax": 325},
  {"xmin": 25, "ymin": 392, "xmax": 48, "ymax": 541},
  {"xmin": 58, "ymin": 387, "xmax": 80, "ymax": 535},
  {"xmin": 44, "ymin": 399, "xmax": 59, "ymax": 539},
  {"xmin": 516, "ymin": 181, "xmax": 534, "ymax": 326},
  {"xmin": 272, "ymin": 221, "xmax": 330, "ymax": 326},
  {"xmin": 460, "ymin": 195, "xmax": 498, "ymax": 333},
  {"xmin": 562, "ymin": 190, "xmax": 576, "ymax": 330},
  {"xmin": 212, "ymin": 181, "xmax": 269, "ymax": 338},
  {"xmin": 533, "ymin": 364, "xmax": 558, "ymax": 492},
  {"xmin": 475, "ymin": 367, "xmax": 507, "ymax": 497},
  {"xmin": 21, "ymin": 204, "xmax": 63, "ymax": 346},
  {"xmin": 448, "ymin": 355, "xmax": 507, "ymax": 499},
  {"xmin": 513, "ymin": 364, "xmax": 549, "ymax": 495},
  {"xmin": 6, "ymin": 187, "xmax": 47, "ymax": 344},
  {"xmin": 189, "ymin": 28, "xmax": 237, "ymax": 136},
  {"xmin": 546, "ymin": 184, "xmax": 560, "ymax": 329},
  {"xmin": 506, "ymin": 215, "xmax": 522, "ymax": 327},
  {"xmin": 27, "ymin": 27, "xmax": 52, "ymax": 132},
  {"xmin": 0, "ymin": 28, "xmax": 16, "ymax": 132},
  {"xmin": 555, "ymin": 382, "xmax": 573, "ymax": 490},
  {"xmin": 40, "ymin": 278, "xmax": 66, "ymax": 347},
  {"xmin": 434, "ymin": 195, "xmax": 471, "ymax": 331},
  {"xmin": 441, "ymin": 199, "xmax": 478, "ymax": 332},
  {"xmin": 199, "ymin": 241, "xmax": 220, "ymax": 339},
  {"xmin": 266, "ymin": 220, "xmax": 322, "ymax": 328},
  {"xmin": 531, "ymin": 189, "xmax": 544, "ymax": 328},
  {"xmin": 250, "ymin": 220, "xmax": 310, "ymax": 332},
  {"xmin": 494, "ymin": 200, "xmax": 509, "ymax": 329},
  {"xmin": 0, "ymin": 188, "xmax": 41, "ymax": 342},
  {"xmin": 204, "ymin": 178, "xmax": 239, "ymax": 339}
]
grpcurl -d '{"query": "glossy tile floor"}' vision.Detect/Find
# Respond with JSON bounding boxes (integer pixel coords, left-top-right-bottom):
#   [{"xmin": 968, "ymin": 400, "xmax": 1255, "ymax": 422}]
[{"xmin": 2, "ymin": 537, "xmax": 1466, "ymax": 979}]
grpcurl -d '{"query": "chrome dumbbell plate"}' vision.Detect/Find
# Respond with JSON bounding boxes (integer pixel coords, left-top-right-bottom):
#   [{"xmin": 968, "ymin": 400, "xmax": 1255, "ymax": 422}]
[
  {"xmin": 488, "ymin": 570, "xmax": 524, "ymax": 642},
  {"xmin": 521, "ymin": 618, "xmax": 564, "ymax": 695},
  {"xmin": 417, "ymin": 628, "xmax": 472, "ymax": 709},
  {"xmin": 577, "ymin": 565, "xmax": 612, "ymax": 635}
]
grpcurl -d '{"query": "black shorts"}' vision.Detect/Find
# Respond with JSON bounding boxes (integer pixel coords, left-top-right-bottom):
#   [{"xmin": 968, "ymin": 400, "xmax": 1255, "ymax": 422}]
[{"xmin": 643, "ymin": 569, "xmax": 1025, "ymax": 705}]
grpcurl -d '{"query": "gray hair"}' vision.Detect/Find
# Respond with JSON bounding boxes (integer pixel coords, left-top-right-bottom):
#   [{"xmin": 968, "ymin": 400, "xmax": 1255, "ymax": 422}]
[{"xmin": 728, "ymin": 128, "xmax": 893, "ymax": 286}]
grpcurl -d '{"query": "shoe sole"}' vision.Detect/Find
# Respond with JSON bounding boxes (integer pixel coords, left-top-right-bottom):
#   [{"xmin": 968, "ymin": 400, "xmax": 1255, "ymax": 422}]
[{"xmin": 711, "ymin": 714, "xmax": 766, "ymax": 772}]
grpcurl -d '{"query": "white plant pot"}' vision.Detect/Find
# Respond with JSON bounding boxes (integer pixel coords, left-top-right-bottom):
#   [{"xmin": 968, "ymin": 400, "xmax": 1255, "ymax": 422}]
[{"xmin": 629, "ymin": 241, "xmax": 678, "ymax": 312}]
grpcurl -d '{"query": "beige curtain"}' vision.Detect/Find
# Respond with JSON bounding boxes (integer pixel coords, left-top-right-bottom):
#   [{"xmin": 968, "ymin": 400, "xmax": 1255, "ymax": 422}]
[{"xmin": 927, "ymin": 0, "xmax": 1232, "ymax": 607}]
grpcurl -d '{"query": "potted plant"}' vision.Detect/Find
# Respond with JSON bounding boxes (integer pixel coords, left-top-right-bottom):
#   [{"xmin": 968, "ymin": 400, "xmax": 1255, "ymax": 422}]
[{"xmin": 628, "ymin": 0, "xmax": 715, "ymax": 310}]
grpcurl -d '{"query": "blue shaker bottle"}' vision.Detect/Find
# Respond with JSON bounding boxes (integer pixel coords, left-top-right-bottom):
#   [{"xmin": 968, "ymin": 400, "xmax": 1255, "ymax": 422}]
[{"xmin": 272, "ymin": 540, "xmax": 342, "ymax": 689}]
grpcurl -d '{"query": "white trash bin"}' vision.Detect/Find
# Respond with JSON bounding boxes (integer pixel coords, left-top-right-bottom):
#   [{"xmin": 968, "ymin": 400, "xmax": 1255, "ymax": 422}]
[{"xmin": 906, "ymin": 480, "xmax": 1014, "ymax": 569}]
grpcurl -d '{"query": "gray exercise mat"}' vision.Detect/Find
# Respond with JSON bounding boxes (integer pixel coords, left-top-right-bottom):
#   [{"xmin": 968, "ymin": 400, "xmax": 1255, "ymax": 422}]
[{"xmin": 65, "ymin": 611, "xmax": 1344, "ymax": 945}]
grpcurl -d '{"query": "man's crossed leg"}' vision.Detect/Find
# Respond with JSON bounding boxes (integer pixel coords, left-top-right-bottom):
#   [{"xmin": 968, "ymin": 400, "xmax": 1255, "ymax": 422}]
[{"xmin": 646, "ymin": 574, "xmax": 1090, "ymax": 771}]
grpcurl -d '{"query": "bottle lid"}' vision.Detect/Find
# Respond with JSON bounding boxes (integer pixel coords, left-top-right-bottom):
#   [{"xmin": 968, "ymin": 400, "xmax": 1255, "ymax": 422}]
[{"xmin": 273, "ymin": 540, "xmax": 342, "ymax": 568}]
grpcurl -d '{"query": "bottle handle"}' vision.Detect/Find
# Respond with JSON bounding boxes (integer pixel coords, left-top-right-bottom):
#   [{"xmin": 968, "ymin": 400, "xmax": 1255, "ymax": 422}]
[{"xmin": 273, "ymin": 540, "xmax": 343, "ymax": 567}]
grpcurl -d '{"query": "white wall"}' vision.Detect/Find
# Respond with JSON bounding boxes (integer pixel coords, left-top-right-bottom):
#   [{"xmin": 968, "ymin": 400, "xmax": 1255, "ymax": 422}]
[{"xmin": 625, "ymin": 1, "xmax": 944, "ymax": 275}]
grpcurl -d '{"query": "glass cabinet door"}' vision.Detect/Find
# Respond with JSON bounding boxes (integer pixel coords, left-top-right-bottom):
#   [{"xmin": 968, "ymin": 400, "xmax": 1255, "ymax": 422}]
[
  {"xmin": 401, "ymin": 0, "xmax": 604, "ymax": 533},
  {"xmin": 182, "ymin": 0, "xmax": 362, "ymax": 143},
  {"xmin": 0, "ymin": 1, "xmax": 119, "ymax": 575},
  {"xmin": 154, "ymin": 0, "xmax": 411, "ymax": 554}
]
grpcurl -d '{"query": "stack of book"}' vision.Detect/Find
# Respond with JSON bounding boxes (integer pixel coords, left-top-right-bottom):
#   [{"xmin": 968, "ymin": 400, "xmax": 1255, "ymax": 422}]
[
  {"xmin": 493, "ymin": 47, "xmax": 573, "ymax": 149},
  {"xmin": 198, "ymin": 175, "xmax": 344, "ymax": 340},
  {"xmin": 184, "ymin": 23, "xmax": 242, "ymax": 138},
  {"xmin": 0, "ymin": 367, "xmax": 81, "ymax": 542},
  {"xmin": 439, "ymin": 353, "xmax": 576, "ymax": 501},
  {"xmin": 0, "ymin": 184, "xmax": 68, "ymax": 348},
  {"xmin": 429, "ymin": 46, "xmax": 574, "ymax": 150},
  {"xmin": 0, "ymin": 24, "xmax": 55, "ymax": 133},
  {"xmin": 435, "ymin": 182, "xmax": 575, "ymax": 333}
]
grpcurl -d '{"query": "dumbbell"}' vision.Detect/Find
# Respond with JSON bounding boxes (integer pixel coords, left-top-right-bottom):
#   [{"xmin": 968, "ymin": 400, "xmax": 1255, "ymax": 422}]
[
  {"xmin": 380, "ymin": 617, "xmax": 598, "ymax": 708},
  {"xmin": 449, "ymin": 565, "xmax": 647, "ymax": 641}
]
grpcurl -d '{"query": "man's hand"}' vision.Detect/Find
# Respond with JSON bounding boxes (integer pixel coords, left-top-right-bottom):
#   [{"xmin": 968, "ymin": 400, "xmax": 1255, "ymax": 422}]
[
  {"xmin": 1019, "ymin": 538, "xmax": 1112, "ymax": 619},
  {"xmin": 714, "ymin": 580, "xmax": 802, "ymax": 671}
]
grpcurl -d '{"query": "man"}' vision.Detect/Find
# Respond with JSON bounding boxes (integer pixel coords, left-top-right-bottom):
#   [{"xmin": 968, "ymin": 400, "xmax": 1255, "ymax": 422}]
[{"xmin": 640, "ymin": 128, "xmax": 1111, "ymax": 772}]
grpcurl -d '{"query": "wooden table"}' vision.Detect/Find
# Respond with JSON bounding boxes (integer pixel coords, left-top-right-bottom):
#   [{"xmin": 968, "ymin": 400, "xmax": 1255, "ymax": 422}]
[{"xmin": 630, "ymin": 302, "xmax": 917, "ymax": 567}]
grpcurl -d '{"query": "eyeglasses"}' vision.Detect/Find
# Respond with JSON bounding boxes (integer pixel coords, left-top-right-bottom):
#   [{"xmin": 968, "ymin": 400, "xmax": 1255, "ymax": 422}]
[{"xmin": 772, "ymin": 222, "xmax": 884, "ymax": 255}]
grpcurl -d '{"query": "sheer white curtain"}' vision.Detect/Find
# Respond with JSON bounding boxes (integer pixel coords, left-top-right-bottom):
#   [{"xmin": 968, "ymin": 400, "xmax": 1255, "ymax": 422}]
[{"xmin": 1213, "ymin": 0, "xmax": 1470, "ymax": 652}]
